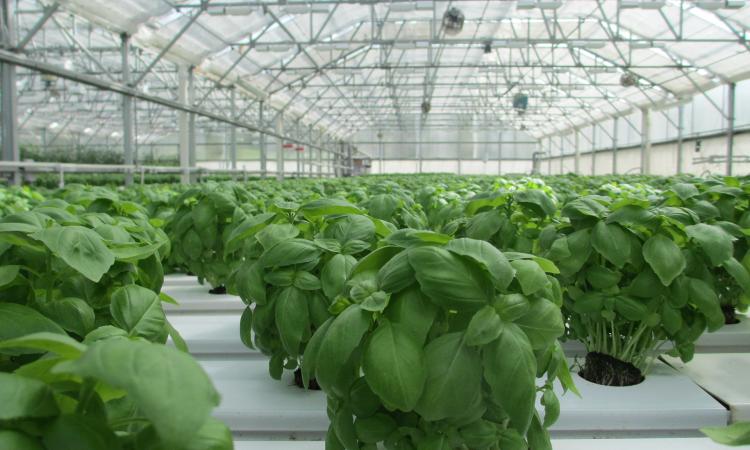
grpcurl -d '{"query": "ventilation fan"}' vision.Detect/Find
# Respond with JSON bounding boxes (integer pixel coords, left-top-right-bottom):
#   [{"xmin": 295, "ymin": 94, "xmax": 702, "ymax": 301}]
[
  {"xmin": 513, "ymin": 93, "xmax": 529, "ymax": 115},
  {"xmin": 620, "ymin": 73, "xmax": 638, "ymax": 87},
  {"xmin": 442, "ymin": 8, "xmax": 465, "ymax": 35}
]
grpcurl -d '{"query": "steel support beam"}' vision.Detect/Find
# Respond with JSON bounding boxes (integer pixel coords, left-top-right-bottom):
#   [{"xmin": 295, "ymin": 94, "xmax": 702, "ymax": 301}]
[
  {"xmin": 17, "ymin": 3, "xmax": 59, "ymax": 50},
  {"xmin": 178, "ymin": 65, "xmax": 190, "ymax": 183},
  {"xmin": 1, "ymin": 0, "xmax": 19, "ymax": 184},
  {"xmin": 612, "ymin": 117, "xmax": 619, "ymax": 175},
  {"xmin": 230, "ymin": 88, "xmax": 237, "ymax": 169},
  {"xmin": 573, "ymin": 128, "xmax": 581, "ymax": 175},
  {"xmin": 641, "ymin": 107, "xmax": 652, "ymax": 175},
  {"xmin": 276, "ymin": 116, "xmax": 284, "ymax": 181},
  {"xmin": 591, "ymin": 125, "xmax": 597, "ymax": 176},
  {"xmin": 317, "ymin": 131, "xmax": 323, "ymax": 177},
  {"xmin": 121, "ymin": 34, "xmax": 135, "ymax": 185},
  {"xmin": 676, "ymin": 105, "xmax": 684, "ymax": 174},
  {"xmin": 259, "ymin": 101, "xmax": 267, "ymax": 178},
  {"xmin": 559, "ymin": 134, "xmax": 564, "ymax": 174},
  {"xmin": 727, "ymin": 83, "xmax": 736, "ymax": 176},
  {"xmin": 188, "ymin": 67, "xmax": 197, "ymax": 182}
]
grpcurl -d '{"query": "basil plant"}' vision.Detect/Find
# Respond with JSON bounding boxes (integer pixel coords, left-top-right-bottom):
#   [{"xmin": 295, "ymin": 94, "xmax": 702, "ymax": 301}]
[
  {"xmin": 231, "ymin": 199, "xmax": 386, "ymax": 386},
  {"xmin": 167, "ymin": 182, "xmax": 259, "ymax": 292},
  {"xmin": 545, "ymin": 195, "xmax": 749, "ymax": 386},
  {"xmin": 302, "ymin": 232, "xmax": 576, "ymax": 450}
]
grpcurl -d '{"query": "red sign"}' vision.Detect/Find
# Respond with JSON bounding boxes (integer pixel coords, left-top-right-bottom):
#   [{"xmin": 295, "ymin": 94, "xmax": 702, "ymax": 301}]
[
  {"xmin": 296, "ymin": 146, "xmax": 304, "ymax": 152},
  {"xmin": 282, "ymin": 143, "xmax": 294, "ymax": 149}
]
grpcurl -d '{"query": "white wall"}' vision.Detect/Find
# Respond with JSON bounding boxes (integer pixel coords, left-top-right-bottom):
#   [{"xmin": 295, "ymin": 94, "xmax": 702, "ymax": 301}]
[{"xmin": 370, "ymin": 159, "xmax": 533, "ymax": 175}]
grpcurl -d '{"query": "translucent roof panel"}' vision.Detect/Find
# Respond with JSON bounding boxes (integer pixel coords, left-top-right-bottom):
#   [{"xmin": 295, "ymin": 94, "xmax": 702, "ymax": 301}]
[{"xmin": 13, "ymin": 0, "xmax": 750, "ymax": 147}]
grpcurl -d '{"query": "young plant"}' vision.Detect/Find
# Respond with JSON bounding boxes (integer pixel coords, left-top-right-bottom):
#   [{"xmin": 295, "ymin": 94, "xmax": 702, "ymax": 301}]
[
  {"xmin": 167, "ymin": 182, "xmax": 259, "ymax": 292},
  {"xmin": 0, "ymin": 332, "xmax": 231, "ymax": 449},
  {"xmin": 545, "ymin": 195, "xmax": 747, "ymax": 385},
  {"xmin": 232, "ymin": 199, "xmax": 385, "ymax": 387},
  {"xmin": 303, "ymin": 232, "xmax": 575, "ymax": 450}
]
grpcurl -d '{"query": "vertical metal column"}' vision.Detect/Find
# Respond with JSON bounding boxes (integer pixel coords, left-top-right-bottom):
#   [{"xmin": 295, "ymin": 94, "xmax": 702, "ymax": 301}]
[
  {"xmin": 188, "ymin": 67, "xmax": 196, "ymax": 182},
  {"xmin": 559, "ymin": 134, "xmax": 564, "ymax": 174},
  {"xmin": 259, "ymin": 101, "xmax": 267, "ymax": 178},
  {"xmin": 121, "ymin": 34, "xmax": 134, "ymax": 185},
  {"xmin": 497, "ymin": 131, "xmax": 502, "ymax": 175},
  {"xmin": 591, "ymin": 124, "xmax": 597, "ymax": 176},
  {"xmin": 229, "ymin": 87, "xmax": 237, "ymax": 169},
  {"xmin": 1, "ymin": 0, "xmax": 19, "ymax": 184},
  {"xmin": 547, "ymin": 137, "xmax": 553, "ymax": 175},
  {"xmin": 573, "ymin": 128, "xmax": 581, "ymax": 175},
  {"xmin": 416, "ymin": 120, "xmax": 422, "ymax": 173},
  {"xmin": 641, "ymin": 107, "xmax": 651, "ymax": 175},
  {"xmin": 676, "ymin": 105, "xmax": 684, "ymax": 174},
  {"xmin": 317, "ymin": 131, "xmax": 323, "ymax": 177},
  {"xmin": 275, "ymin": 115, "xmax": 284, "ymax": 181},
  {"xmin": 308, "ymin": 126, "xmax": 314, "ymax": 177},
  {"xmin": 727, "ymin": 82, "xmax": 736, "ymax": 176},
  {"xmin": 178, "ymin": 65, "xmax": 190, "ymax": 183},
  {"xmin": 347, "ymin": 142, "xmax": 353, "ymax": 176},
  {"xmin": 612, "ymin": 117, "xmax": 619, "ymax": 174}
]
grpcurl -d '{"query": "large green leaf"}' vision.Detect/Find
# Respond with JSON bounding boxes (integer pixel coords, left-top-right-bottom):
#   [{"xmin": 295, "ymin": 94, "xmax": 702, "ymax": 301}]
[
  {"xmin": 513, "ymin": 190, "xmax": 556, "ymax": 217},
  {"xmin": 414, "ymin": 333, "xmax": 482, "ymax": 421},
  {"xmin": 260, "ymin": 239, "xmax": 321, "ymax": 268},
  {"xmin": 300, "ymin": 198, "xmax": 363, "ymax": 218},
  {"xmin": 274, "ymin": 287, "xmax": 309, "ymax": 357},
  {"xmin": 0, "ymin": 372, "xmax": 59, "ymax": 420},
  {"xmin": 510, "ymin": 259, "xmax": 549, "ymax": 296},
  {"xmin": 0, "ymin": 303, "xmax": 66, "ymax": 355},
  {"xmin": 377, "ymin": 250, "xmax": 415, "ymax": 293},
  {"xmin": 192, "ymin": 199, "xmax": 218, "ymax": 249},
  {"xmin": 0, "ymin": 332, "xmax": 85, "ymax": 359},
  {"xmin": 515, "ymin": 297, "xmax": 564, "ymax": 350},
  {"xmin": 465, "ymin": 210, "xmax": 503, "ymax": 241},
  {"xmin": 0, "ymin": 264, "xmax": 20, "ymax": 287},
  {"xmin": 0, "ymin": 430, "xmax": 44, "ymax": 450},
  {"xmin": 688, "ymin": 277, "xmax": 724, "ymax": 331},
  {"xmin": 685, "ymin": 223, "xmax": 734, "ymax": 266},
  {"xmin": 362, "ymin": 320, "xmax": 426, "ymax": 411},
  {"xmin": 42, "ymin": 414, "xmax": 121, "ymax": 450},
  {"xmin": 384, "ymin": 286, "xmax": 437, "ymax": 345},
  {"xmin": 31, "ymin": 226, "xmax": 115, "ymax": 282},
  {"xmin": 409, "ymin": 246, "xmax": 492, "ymax": 309},
  {"xmin": 60, "ymin": 339, "xmax": 220, "ymax": 448},
  {"xmin": 445, "ymin": 238, "xmax": 515, "ymax": 291},
  {"xmin": 321, "ymin": 254, "xmax": 357, "ymax": 300},
  {"xmin": 40, "ymin": 297, "xmax": 95, "ymax": 337},
  {"xmin": 110, "ymin": 285, "xmax": 166, "ymax": 342},
  {"xmin": 642, "ymin": 234, "xmax": 686, "ymax": 286},
  {"xmin": 591, "ymin": 221, "xmax": 631, "ymax": 268},
  {"xmin": 483, "ymin": 322, "xmax": 537, "ymax": 434},
  {"xmin": 315, "ymin": 306, "xmax": 371, "ymax": 396},
  {"xmin": 235, "ymin": 260, "xmax": 266, "ymax": 305},
  {"xmin": 465, "ymin": 305, "xmax": 503, "ymax": 346}
]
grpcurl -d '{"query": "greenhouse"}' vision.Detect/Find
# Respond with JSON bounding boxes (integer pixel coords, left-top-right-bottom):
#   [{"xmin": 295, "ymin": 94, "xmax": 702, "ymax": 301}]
[{"xmin": 1, "ymin": 1, "xmax": 750, "ymax": 449}]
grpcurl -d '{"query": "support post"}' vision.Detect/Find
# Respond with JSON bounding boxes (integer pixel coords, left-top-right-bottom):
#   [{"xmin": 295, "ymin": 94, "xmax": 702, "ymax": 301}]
[
  {"xmin": 121, "ymin": 34, "xmax": 134, "ymax": 185},
  {"xmin": 641, "ymin": 107, "xmax": 651, "ymax": 175},
  {"xmin": 259, "ymin": 101, "xmax": 267, "ymax": 178},
  {"xmin": 276, "ymin": 116, "xmax": 284, "ymax": 181},
  {"xmin": 347, "ymin": 142, "xmax": 353, "ymax": 176},
  {"xmin": 547, "ymin": 137, "xmax": 553, "ymax": 175},
  {"xmin": 676, "ymin": 105, "xmax": 684, "ymax": 174},
  {"xmin": 188, "ymin": 67, "xmax": 196, "ymax": 182},
  {"xmin": 591, "ymin": 124, "xmax": 597, "ymax": 176},
  {"xmin": 416, "ymin": 120, "xmax": 422, "ymax": 173},
  {"xmin": 178, "ymin": 65, "xmax": 190, "ymax": 183},
  {"xmin": 497, "ymin": 132, "xmax": 502, "ymax": 175},
  {"xmin": 0, "ymin": 0, "xmax": 19, "ymax": 185},
  {"xmin": 229, "ymin": 88, "xmax": 237, "ymax": 169},
  {"xmin": 317, "ymin": 131, "xmax": 323, "ymax": 177},
  {"xmin": 573, "ymin": 128, "xmax": 581, "ymax": 175},
  {"xmin": 559, "ymin": 134, "xmax": 564, "ymax": 174},
  {"xmin": 612, "ymin": 117, "xmax": 619, "ymax": 174},
  {"xmin": 727, "ymin": 82, "xmax": 736, "ymax": 176}
]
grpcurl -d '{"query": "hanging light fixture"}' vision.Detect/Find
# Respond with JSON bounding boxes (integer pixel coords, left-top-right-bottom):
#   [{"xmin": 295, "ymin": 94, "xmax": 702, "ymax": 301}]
[{"xmin": 442, "ymin": 7, "xmax": 465, "ymax": 35}]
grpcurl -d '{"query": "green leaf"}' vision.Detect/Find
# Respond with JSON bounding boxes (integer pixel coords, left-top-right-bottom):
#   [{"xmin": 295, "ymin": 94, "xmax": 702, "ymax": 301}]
[
  {"xmin": 556, "ymin": 230, "xmax": 592, "ymax": 277},
  {"xmin": 643, "ymin": 234, "xmax": 686, "ymax": 286},
  {"xmin": 256, "ymin": 224, "xmax": 300, "ymax": 250},
  {"xmin": 363, "ymin": 320, "xmax": 426, "ymax": 411},
  {"xmin": 446, "ymin": 238, "xmax": 516, "ymax": 291},
  {"xmin": 0, "ymin": 430, "xmax": 44, "ymax": 450},
  {"xmin": 192, "ymin": 199, "xmax": 218, "ymax": 249},
  {"xmin": 40, "ymin": 297, "xmax": 95, "ymax": 337},
  {"xmin": 301, "ymin": 318, "xmax": 333, "ymax": 389},
  {"xmin": 110, "ymin": 285, "xmax": 166, "ymax": 342},
  {"xmin": 31, "ymin": 226, "xmax": 115, "ymax": 282},
  {"xmin": 275, "ymin": 287, "xmax": 309, "ymax": 357},
  {"xmin": 615, "ymin": 296, "xmax": 650, "ymax": 321},
  {"xmin": 515, "ymin": 298, "xmax": 564, "ymax": 350},
  {"xmin": 513, "ymin": 190, "xmax": 556, "ymax": 217},
  {"xmin": 542, "ymin": 389, "xmax": 560, "ymax": 427},
  {"xmin": 527, "ymin": 412, "xmax": 552, "ymax": 450},
  {"xmin": 59, "ymin": 339, "xmax": 220, "ymax": 448},
  {"xmin": 585, "ymin": 266, "xmax": 621, "ymax": 289},
  {"xmin": 492, "ymin": 293, "xmax": 531, "ymax": 322},
  {"xmin": 414, "ymin": 333, "xmax": 482, "ymax": 421},
  {"xmin": 354, "ymin": 413, "xmax": 398, "ymax": 444},
  {"xmin": 235, "ymin": 260, "xmax": 266, "ymax": 305},
  {"xmin": 465, "ymin": 210, "xmax": 503, "ymax": 241},
  {"xmin": 483, "ymin": 323, "xmax": 537, "ymax": 434},
  {"xmin": 702, "ymin": 421, "xmax": 750, "ymax": 446},
  {"xmin": 0, "ymin": 372, "xmax": 59, "ymax": 420},
  {"xmin": 688, "ymin": 277, "xmax": 724, "ymax": 332},
  {"xmin": 42, "ymin": 414, "xmax": 121, "ymax": 450},
  {"xmin": 293, "ymin": 271, "xmax": 321, "ymax": 291},
  {"xmin": 591, "ymin": 221, "xmax": 631, "ymax": 268},
  {"xmin": 300, "ymin": 198, "xmax": 363, "ymax": 218},
  {"xmin": 316, "ymin": 306, "xmax": 371, "ymax": 396},
  {"xmin": 722, "ymin": 257, "xmax": 750, "ymax": 294},
  {"xmin": 465, "ymin": 306, "xmax": 503, "ymax": 346},
  {"xmin": 510, "ymin": 259, "xmax": 549, "ymax": 296},
  {"xmin": 685, "ymin": 223, "xmax": 734, "ymax": 266},
  {"xmin": 261, "ymin": 239, "xmax": 321, "ymax": 268},
  {"xmin": 377, "ymin": 250, "xmax": 415, "ymax": 293},
  {"xmin": 322, "ymin": 254, "xmax": 357, "ymax": 300},
  {"xmin": 0, "ymin": 264, "xmax": 20, "ymax": 287},
  {"xmin": 384, "ymin": 286, "xmax": 438, "ymax": 345},
  {"xmin": 409, "ymin": 246, "xmax": 492, "ymax": 310},
  {"xmin": 0, "ymin": 332, "xmax": 85, "ymax": 358},
  {"xmin": 186, "ymin": 418, "xmax": 234, "ymax": 450},
  {"xmin": 0, "ymin": 303, "xmax": 66, "ymax": 354}
]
